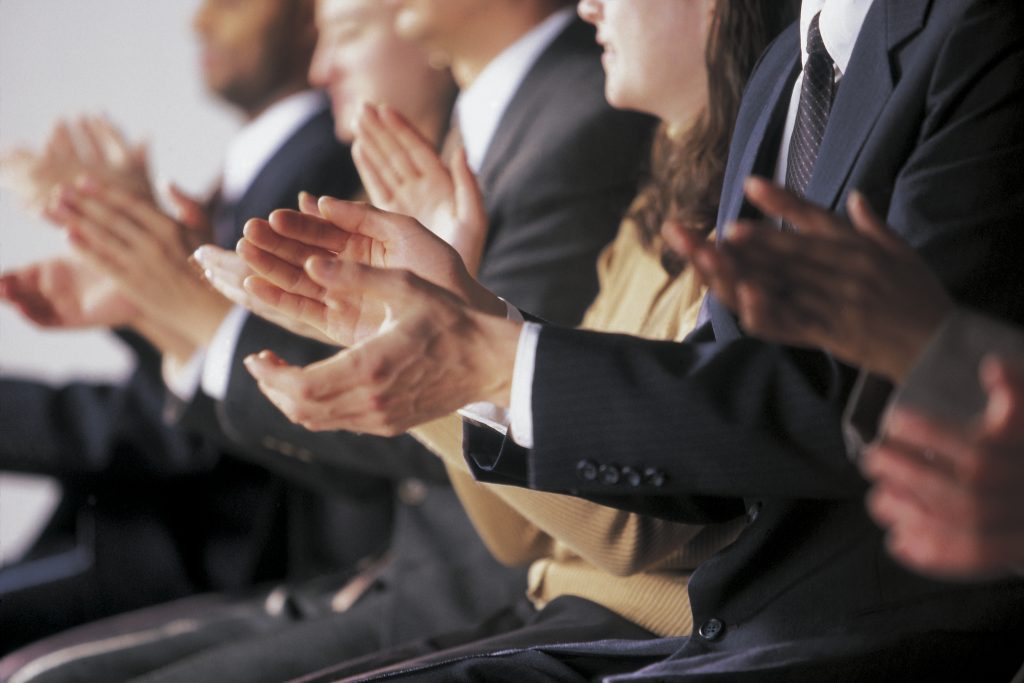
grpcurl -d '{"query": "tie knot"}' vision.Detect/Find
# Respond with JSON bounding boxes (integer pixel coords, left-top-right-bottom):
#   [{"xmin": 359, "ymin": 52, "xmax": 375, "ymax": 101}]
[{"xmin": 806, "ymin": 12, "xmax": 830, "ymax": 61}]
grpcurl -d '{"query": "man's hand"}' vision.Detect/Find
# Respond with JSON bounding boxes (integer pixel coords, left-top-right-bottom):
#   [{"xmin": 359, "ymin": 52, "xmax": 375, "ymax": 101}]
[
  {"xmin": 665, "ymin": 177, "xmax": 954, "ymax": 381},
  {"xmin": 863, "ymin": 357, "xmax": 1024, "ymax": 579},
  {"xmin": 244, "ymin": 258, "xmax": 521, "ymax": 436},
  {"xmin": 194, "ymin": 244, "xmax": 334, "ymax": 345},
  {"xmin": 236, "ymin": 196, "xmax": 504, "ymax": 346},
  {"xmin": 353, "ymin": 104, "xmax": 488, "ymax": 275},
  {"xmin": 0, "ymin": 256, "xmax": 137, "ymax": 329},
  {"xmin": 51, "ymin": 180, "xmax": 231, "ymax": 349},
  {"xmin": 2, "ymin": 116, "xmax": 153, "ymax": 214}
]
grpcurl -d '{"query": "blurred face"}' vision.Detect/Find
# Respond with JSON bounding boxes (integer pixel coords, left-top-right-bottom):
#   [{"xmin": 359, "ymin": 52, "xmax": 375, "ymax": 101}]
[
  {"xmin": 578, "ymin": 0, "xmax": 712, "ymax": 124},
  {"xmin": 310, "ymin": 0, "xmax": 453, "ymax": 142},
  {"xmin": 388, "ymin": 0, "xmax": 490, "ymax": 52},
  {"xmin": 193, "ymin": 0, "xmax": 312, "ymax": 112}
]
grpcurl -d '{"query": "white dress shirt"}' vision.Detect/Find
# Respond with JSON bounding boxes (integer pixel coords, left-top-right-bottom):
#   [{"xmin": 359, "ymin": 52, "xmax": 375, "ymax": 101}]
[
  {"xmin": 163, "ymin": 90, "xmax": 330, "ymax": 401},
  {"xmin": 504, "ymin": 0, "xmax": 875, "ymax": 449}
]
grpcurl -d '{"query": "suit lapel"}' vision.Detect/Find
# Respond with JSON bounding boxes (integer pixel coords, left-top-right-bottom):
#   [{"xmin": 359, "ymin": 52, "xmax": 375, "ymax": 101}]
[
  {"xmin": 475, "ymin": 19, "xmax": 594, "ymax": 193},
  {"xmin": 720, "ymin": 55, "xmax": 800, "ymax": 227},
  {"xmin": 804, "ymin": 0, "xmax": 929, "ymax": 210}
]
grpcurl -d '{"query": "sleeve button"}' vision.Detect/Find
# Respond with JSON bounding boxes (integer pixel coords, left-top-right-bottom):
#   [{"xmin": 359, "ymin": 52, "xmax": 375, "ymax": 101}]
[{"xmin": 576, "ymin": 459, "xmax": 599, "ymax": 482}]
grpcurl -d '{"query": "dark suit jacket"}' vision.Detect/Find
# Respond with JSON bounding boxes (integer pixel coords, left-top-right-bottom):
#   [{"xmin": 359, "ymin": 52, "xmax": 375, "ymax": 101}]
[
  {"xmin": 0, "ymin": 102, "xmax": 384, "ymax": 652},
  {"xmin": 463, "ymin": 1, "xmax": 1024, "ymax": 678},
  {"xmin": 209, "ymin": 16, "xmax": 656, "ymax": 649}
]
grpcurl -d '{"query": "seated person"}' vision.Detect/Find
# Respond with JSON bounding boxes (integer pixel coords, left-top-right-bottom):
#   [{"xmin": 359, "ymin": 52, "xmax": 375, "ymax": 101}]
[
  {"xmin": 0, "ymin": 0, "xmax": 379, "ymax": 653},
  {"xmin": 218, "ymin": 0, "xmax": 1024, "ymax": 679},
  {"xmin": 681, "ymin": 178, "xmax": 1024, "ymax": 581},
  {"xmin": 1, "ymin": 0, "xmax": 656, "ymax": 681}
]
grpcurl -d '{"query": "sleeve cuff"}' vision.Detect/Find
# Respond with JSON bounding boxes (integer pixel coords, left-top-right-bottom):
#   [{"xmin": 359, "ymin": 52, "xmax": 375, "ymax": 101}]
[
  {"xmin": 163, "ymin": 349, "xmax": 206, "ymax": 401},
  {"xmin": 200, "ymin": 305, "xmax": 249, "ymax": 402}
]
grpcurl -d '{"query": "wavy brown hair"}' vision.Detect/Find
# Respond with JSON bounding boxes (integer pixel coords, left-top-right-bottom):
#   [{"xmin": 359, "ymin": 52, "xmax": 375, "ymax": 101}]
[{"xmin": 628, "ymin": 0, "xmax": 798, "ymax": 274}]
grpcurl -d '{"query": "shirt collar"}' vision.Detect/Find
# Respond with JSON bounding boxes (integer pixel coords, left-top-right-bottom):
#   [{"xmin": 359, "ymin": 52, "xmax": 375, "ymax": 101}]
[
  {"xmin": 455, "ymin": 7, "xmax": 575, "ymax": 172},
  {"xmin": 222, "ymin": 90, "xmax": 329, "ymax": 203},
  {"xmin": 799, "ymin": 0, "xmax": 874, "ymax": 77}
]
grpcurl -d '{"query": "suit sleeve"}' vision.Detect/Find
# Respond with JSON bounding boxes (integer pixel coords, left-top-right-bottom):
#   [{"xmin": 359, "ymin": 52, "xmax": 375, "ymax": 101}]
[
  {"xmin": 466, "ymin": 2, "xmax": 1024, "ymax": 518},
  {"xmin": 0, "ymin": 337, "xmax": 216, "ymax": 476}
]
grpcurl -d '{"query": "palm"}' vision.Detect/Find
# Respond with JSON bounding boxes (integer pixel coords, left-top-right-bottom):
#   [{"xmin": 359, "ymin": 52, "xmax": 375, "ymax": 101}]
[{"xmin": 1, "ymin": 257, "xmax": 137, "ymax": 329}]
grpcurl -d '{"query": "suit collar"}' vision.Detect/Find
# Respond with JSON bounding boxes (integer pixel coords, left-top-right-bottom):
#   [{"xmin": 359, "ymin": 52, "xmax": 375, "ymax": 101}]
[{"xmin": 476, "ymin": 18, "xmax": 596, "ymax": 190}]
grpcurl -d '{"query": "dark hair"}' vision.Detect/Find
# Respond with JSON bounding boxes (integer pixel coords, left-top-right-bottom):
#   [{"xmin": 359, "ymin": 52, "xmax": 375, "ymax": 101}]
[{"xmin": 628, "ymin": 0, "xmax": 798, "ymax": 274}]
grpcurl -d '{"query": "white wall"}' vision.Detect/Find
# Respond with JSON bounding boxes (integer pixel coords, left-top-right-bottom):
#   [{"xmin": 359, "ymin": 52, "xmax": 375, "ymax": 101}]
[{"xmin": 0, "ymin": 0, "xmax": 242, "ymax": 563}]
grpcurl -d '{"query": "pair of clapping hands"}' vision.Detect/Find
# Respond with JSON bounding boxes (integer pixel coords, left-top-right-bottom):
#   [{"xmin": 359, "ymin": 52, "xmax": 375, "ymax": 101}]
[
  {"xmin": 1, "ymin": 116, "xmax": 226, "ymax": 360},
  {"xmin": 672, "ymin": 178, "xmax": 1023, "ymax": 580},
  {"xmin": 194, "ymin": 103, "xmax": 518, "ymax": 435}
]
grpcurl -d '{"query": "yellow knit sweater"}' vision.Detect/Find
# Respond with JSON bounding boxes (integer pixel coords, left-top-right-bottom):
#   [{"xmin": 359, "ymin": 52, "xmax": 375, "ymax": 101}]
[{"xmin": 412, "ymin": 219, "xmax": 742, "ymax": 637}]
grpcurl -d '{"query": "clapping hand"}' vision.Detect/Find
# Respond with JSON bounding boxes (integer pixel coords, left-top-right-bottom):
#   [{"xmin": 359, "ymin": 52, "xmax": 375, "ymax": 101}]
[
  {"xmin": 353, "ymin": 104, "xmax": 488, "ymax": 275},
  {"xmin": 232, "ymin": 195, "xmax": 504, "ymax": 346},
  {"xmin": 51, "ymin": 179, "xmax": 231, "ymax": 350},
  {"xmin": 665, "ymin": 177, "xmax": 953, "ymax": 381},
  {"xmin": 0, "ymin": 256, "xmax": 137, "ymax": 329},
  {"xmin": 243, "ymin": 257, "xmax": 520, "ymax": 436},
  {"xmin": 1, "ymin": 116, "xmax": 153, "ymax": 214},
  {"xmin": 863, "ymin": 357, "xmax": 1024, "ymax": 579}
]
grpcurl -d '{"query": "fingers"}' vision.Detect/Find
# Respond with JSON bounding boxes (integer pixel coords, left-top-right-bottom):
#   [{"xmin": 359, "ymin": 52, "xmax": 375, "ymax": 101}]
[
  {"xmin": 846, "ymin": 190, "xmax": 903, "ymax": 250},
  {"xmin": 352, "ymin": 139, "xmax": 394, "ymax": 207},
  {"xmin": 78, "ymin": 179, "xmax": 179, "ymax": 246},
  {"xmin": 743, "ymin": 176, "xmax": 849, "ymax": 237},
  {"xmin": 237, "ymin": 233, "xmax": 327, "ymax": 301},
  {"xmin": 980, "ymin": 355, "xmax": 1024, "ymax": 438},
  {"xmin": 268, "ymin": 208, "xmax": 356, "ymax": 253},
  {"xmin": 194, "ymin": 244, "xmax": 251, "ymax": 303},
  {"xmin": 244, "ymin": 275, "xmax": 332, "ymax": 333},
  {"xmin": 668, "ymin": 225, "xmax": 743, "ymax": 311},
  {"xmin": 451, "ymin": 147, "xmax": 488, "ymax": 275},
  {"xmin": 244, "ymin": 217, "xmax": 335, "ymax": 268},
  {"xmin": 298, "ymin": 191, "xmax": 322, "ymax": 218},
  {"xmin": 169, "ymin": 183, "xmax": 210, "ymax": 230},
  {"xmin": 355, "ymin": 103, "xmax": 418, "ymax": 185},
  {"xmin": 378, "ymin": 105, "xmax": 445, "ymax": 176}
]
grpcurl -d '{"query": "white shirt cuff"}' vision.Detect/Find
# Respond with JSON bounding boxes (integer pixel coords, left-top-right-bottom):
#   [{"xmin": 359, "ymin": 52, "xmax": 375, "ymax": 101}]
[
  {"xmin": 457, "ymin": 301, "xmax": 538, "ymax": 448},
  {"xmin": 200, "ymin": 305, "xmax": 249, "ymax": 402},
  {"xmin": 163, "ymin": 350, "xmax": 206, "ymax": 401},
  {"xmin": 506, "ymin": 321, "xmax": 540, "ymax": 448}
]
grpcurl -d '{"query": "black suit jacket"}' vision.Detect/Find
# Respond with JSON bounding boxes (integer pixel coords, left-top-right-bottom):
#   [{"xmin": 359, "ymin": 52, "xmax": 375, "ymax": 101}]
[
  {"xmin": 210, "ymin": 16, "xmax": 655, "ymax": 642},
  {"xmin": 463, "ymin": 1, "xmax": 1024, "ymax": 678}
]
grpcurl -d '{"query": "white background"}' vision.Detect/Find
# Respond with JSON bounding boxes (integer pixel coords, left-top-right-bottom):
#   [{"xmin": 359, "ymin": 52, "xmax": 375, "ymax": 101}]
[{"xmin": 1, "ymin": 0, "xmax": 241, "ymax": 564}]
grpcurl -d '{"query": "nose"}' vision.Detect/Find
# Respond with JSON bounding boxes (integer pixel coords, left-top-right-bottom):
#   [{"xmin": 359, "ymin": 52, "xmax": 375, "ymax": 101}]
[
  {"xmin": 192, "ymin": 0, "xmax": 213, "ymax": 36},
  {"xmin": 308, "ymin": 38, "xmax": 336, "ymax": 89},
  {"xmin": 577, "ymin": 0, "xmax": 603, "ymax": 25}
]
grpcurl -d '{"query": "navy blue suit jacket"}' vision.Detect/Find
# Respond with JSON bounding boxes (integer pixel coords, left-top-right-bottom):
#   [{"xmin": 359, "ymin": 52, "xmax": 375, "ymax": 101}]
[{"xmin": 463, "ymin": 1, "xmax": 1024, "ymax": 678}]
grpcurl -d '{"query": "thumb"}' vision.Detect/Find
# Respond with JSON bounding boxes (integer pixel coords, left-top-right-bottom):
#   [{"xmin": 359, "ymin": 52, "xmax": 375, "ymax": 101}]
[
  {"xmin": 847, "ymin": 191, "xmax": 903, "ymax": 250},
  {"xmin": 168, "ymin": 182, "xmax": 208, "ymax": 230}
]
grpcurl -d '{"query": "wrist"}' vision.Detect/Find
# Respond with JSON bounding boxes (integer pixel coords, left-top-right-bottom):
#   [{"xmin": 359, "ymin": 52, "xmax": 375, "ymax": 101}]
[{"xmin": 473, "ymin": 312, "xmax": 522, "ymax": 408}]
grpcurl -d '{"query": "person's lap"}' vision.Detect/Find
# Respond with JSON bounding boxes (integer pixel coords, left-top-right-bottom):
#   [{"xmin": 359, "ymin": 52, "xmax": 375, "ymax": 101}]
[{"xmin": 293, "ymin": 596, "xmax": 659, "ymax": 683}]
